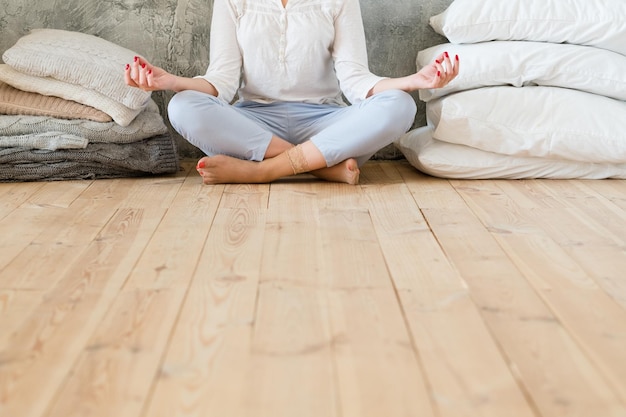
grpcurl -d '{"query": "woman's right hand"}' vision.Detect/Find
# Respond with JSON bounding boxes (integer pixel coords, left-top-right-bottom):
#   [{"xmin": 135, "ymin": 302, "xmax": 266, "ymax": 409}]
[{"xmin": 124, "ymin": 56, "xmax": 175, "ymax": 92}]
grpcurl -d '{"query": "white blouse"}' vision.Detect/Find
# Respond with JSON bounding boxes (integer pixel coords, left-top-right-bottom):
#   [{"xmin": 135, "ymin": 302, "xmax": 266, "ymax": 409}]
[{"xmin": 198, "ymin": 0, "xmax": 386, "ymax": 105}]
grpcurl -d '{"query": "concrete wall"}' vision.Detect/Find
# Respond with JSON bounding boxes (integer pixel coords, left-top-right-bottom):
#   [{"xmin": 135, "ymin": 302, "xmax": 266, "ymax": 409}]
[{"xmin": 0, "ymin": 0, "xmax": 452, "ymax": 158}]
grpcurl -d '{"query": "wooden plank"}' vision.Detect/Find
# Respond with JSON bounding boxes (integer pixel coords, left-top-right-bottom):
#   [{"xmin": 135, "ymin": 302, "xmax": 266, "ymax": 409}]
[
  {"xmin": 119, "ymin": 176, "xmax": 188, "ymax": 210},
  {"xmin": 0, "ymin": 169, "xmax": 190, "ymax": 417},
  {"xmin": 41, "ymin": 164, "xmax": 223, "ymax": 417},
  {"xmin": 2, "ymin": 162, "xmax": 625, "ymax": 417},
  {"xmin": 261, "ymin": 182, "xmax": 322, "ymax": 286},
  {"xmin": 0, "ymin": 206, "xmax": 66, "ymax": 277},
  {"xmin": 395, "ymin": 161, "xmax": 467, "ymax": 209},
  {"xmin": 1, "ymin": 171, "xmax": 187, "ymax": 290},
  {"xmin": 0, "ymin": 290, "xmax": 45, "ymax": 349},
  {"xmin": 246, "ymin": 284, "xmax": 337, "ymax": 417},
  {"xmin": 312, "ymin": 170, "xmax": 436, "ymax": 417},
  {"xmin": 329, "ymin": 287, "xmax": 435, "ymax": 417},
  {"xmin": 0, "ymin": 206, "xmax": 168, "ymax": 417},
  {"xmin": 363, "ymin": 165, "xmax": 535, "ymax": 417},
  {"xmin": 537, "ymin": 180, "xmax": 626, "ymax": 242},
  {"xmin": 455, "ymin": 179, "xmax": 626, "ymax": 403},
  {"xmin": 528, "ymin": 206, "xmax": 626, "ymax": 307},
  {"xmin": 509, "ymin": 181, "xmax": 626, "ymax": 310},
  {"xmin": 320, "ymin": 206, "xmax": 392, "ymax": 290},
  {"xmin": 320, "ymin": 209, "xmax": 435, "ymax": 417},
  {"xmin": 45, "ymin": 288, "xmax": 185, "ymax": 417},
  {"xmin": 481, "ymin": 179, "xmax": 567, "ymax": 210},
  {"xmin": 0, "ymin": 179, "xmax": 138, "ymax": 290},
  {"xmin": 123, "ymin": 171, "xmax": 225, "ymax": 290},
  {"xmin": 20, "ymin": 180, "xmax": 93, "ymax": 209},
  {"xmin": 421, "ymin": 205, "xmax": 626, "ymax": 417},
  {"xmin": 0, "ymin": 182, "xmax": 45, "ymax": 220},
  {"xmin": 236, "ymin": 181, "xmax": 336, "ymax": 417},
  {"xmin": 575, "ymin": 180, "xmax": 626, "ymax": 210},
  {"xmin": 142, "ymin": 183, "xmax": 269, "ymax": 417},
  {"xmin": 394, "ymin": 171, "xmax": 626, "ymax": 417},
  {"xmin": 0, "ymin": 170, "xmax": 94, "ymax": 274}
]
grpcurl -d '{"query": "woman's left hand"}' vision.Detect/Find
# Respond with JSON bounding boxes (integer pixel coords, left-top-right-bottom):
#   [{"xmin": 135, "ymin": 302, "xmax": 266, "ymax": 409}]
[
  {"xmin": 408, "ymin": 51, "xmax": 459, "ymax": 90},
  {"xmin": 366, "ymin": 52, "xmax": 460, "ymax": 97}
]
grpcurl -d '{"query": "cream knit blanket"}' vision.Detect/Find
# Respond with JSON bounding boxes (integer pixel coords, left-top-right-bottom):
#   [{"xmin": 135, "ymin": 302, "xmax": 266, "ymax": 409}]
[
  {"xmin": 2, "ymin": 29, "xmax": 151, "ymax": 110},
  {"xmin": 0, "ymin": 64, "xmax": 143, "ymax": 127}
]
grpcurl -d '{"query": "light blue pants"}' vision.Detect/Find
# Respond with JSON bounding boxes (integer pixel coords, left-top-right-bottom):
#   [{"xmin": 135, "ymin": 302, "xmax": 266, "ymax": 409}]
[{"xmin": 167, "ymin": 89, "xmax": 417, "ymax": 167}]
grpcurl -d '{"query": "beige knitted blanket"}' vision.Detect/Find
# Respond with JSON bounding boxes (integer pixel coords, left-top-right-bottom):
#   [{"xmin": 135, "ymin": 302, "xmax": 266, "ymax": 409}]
[{"xmin": 0, "ymin": 80, "xmax": 112, "ymax": 122}]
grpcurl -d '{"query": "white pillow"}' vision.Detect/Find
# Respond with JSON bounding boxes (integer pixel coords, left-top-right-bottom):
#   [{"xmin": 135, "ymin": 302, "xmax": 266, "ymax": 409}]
[
  {"xmin": 0, "ymin": 64, "xmax": 142, "ymax": 127},
  {"xmin": 417, "ymin": 41, "xmax": 626, "ymax": 102},
  {"xmin": 2, "ymin": 28, "xmax": 150, "ymax": 110},
  {"xmin": 430, "ymin": 0, "xmax": 626, "ymax": 56},
  {"xmin": 427, "ymin": 86, "xmax": 626, "ymax": 164},
  {"xmin": 396, "ymin": 126, "xmax": 626, "ymax": 180}
]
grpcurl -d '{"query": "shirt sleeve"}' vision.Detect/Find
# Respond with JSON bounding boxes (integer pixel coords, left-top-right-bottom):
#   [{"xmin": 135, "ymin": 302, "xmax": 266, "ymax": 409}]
[
  {"xmin": 195, "ymin": 0, "xmax": 242, "ymax": 103},
  {"xmin": 332, "ymin": 0, "xmax": 387, "ymax": 103}
]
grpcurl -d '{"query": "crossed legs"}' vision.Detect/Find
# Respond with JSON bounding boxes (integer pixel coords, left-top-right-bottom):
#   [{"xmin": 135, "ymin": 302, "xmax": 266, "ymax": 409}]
[
  {"xmin": 169, "ymin": 89, "xmax": 416, "ymax": 185},
  {"xmin": 196, "ymin": 137, "xmax": 360, "ymax": 185}
]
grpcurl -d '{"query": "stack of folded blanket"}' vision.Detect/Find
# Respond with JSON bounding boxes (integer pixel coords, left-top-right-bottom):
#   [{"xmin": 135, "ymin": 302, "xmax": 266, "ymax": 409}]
[
  {"xmin": 0, "ymin": 28, "xmax": 178, "ymax": 181},
  {"xmin": 396, "ymin": 0, "xmax": 626, "ymax": 179}
]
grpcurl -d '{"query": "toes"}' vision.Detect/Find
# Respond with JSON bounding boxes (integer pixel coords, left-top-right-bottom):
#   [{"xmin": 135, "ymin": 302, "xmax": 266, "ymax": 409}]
[{"xmin": 197, "ymin": 156, "xmax": 210, "ymax": 170}]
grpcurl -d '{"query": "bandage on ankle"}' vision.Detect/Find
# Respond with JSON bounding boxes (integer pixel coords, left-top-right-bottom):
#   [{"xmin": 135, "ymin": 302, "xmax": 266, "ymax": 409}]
[{"xmin": 286, "ymin": 145, "xmax": 309, "ymax": 175}]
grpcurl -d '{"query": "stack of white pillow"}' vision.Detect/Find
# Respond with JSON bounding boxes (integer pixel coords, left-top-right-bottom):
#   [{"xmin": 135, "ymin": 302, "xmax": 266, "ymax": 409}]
[{"xmin": 396, "ymin": 0, "xmax": 626, "ymax": 179}]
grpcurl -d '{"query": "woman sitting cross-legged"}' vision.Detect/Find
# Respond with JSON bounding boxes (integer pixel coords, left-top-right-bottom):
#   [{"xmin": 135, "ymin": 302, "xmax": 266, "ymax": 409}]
[{"xmin": 125, "ymin": 0, "xmax": 459, "ymax": 185}]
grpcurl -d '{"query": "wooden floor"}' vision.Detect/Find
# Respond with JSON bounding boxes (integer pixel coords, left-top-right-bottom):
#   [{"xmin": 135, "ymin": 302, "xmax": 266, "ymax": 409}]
[{"xmin": 1, "ymin": 160, "xmax": 626, "ymax": 417}]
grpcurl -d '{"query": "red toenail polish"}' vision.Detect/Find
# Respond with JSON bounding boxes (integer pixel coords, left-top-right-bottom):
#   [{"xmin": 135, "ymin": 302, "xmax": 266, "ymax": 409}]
[{"xmin": 197, "ymin": 161, "xmax": 205, "ymax": 169}]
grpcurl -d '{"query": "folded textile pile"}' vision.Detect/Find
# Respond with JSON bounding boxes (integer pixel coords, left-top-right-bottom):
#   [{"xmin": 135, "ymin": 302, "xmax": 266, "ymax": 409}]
[
  {"xmin": 396, "ymin": 0, "xmax": 626, "ymax": 179},
  {"xmin": 0, "ymin": 28, "xmax": 178, "ymax": 181}
]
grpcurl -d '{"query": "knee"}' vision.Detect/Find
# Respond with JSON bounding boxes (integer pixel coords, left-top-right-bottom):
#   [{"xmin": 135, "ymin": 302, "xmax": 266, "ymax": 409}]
[
  {"xmin": 167, "ymin": 90, "xmax": 220, "ymax": 130},
  {"xmin": 372, "ymin": 90, "xmax": 417, "ymax": 130},
  {"xmin": 167, "ymin": 90, "xmax": 193, "ymax": 129}
]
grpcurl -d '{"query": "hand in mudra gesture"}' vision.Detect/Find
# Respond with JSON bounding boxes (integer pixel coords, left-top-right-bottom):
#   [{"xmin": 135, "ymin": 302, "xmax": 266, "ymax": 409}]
[
  {"xmin": 124, "ymin": 56, "xmax": 175, "ymax": 92},
  {"xmin": 410, "ymin": 51, "xmax": 459, "ymax": 90}
]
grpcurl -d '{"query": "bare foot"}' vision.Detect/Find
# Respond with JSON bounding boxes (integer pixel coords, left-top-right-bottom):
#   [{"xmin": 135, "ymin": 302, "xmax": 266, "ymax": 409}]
[
  {"xmin": 196, "ymin": 155, "xmax": 360, "ymax": 185},
  {"xmin": 196, "ymin": 155, "xmax": 267, "ymax": 184},
  {"xmin": 310, "ymin": 158, "xmax": 360, "ymax": 185}
]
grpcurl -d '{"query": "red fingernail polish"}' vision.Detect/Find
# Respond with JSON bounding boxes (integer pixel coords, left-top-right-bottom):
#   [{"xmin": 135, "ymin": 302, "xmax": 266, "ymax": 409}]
[
  {"xmin": 134, "ymin": 56, "xmax": 139, "ymax": 62},
  {"xmin": 435, "ymin": 59, "xmax": 441, "ymax": 64},
  {"xmin": 455, "ymin": 54, "xmax": 459, "ymax": 61},
  {"xmin": 445, "ymin": 51, "xmax": 449, "ymax": 58},
  {"xmin": 141, "ymin": 63, "xmax": 146, "ymax": 69},
  {"xmin": 148, "ymin": 69, "xmax": 152, "ymax": 75},
  {"xmin": 125, "ymin": 64, "xmax": 130, "ymax": 70},
  {"xmin": 437, "ymin": 71, "xmax": 441, "ymax": 77}
]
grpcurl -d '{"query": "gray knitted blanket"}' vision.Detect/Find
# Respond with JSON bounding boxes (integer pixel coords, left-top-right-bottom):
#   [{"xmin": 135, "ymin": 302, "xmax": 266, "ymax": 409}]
[
  {"xmin": 0, "ymin": 133, "xmax": 179, "ymax": 182},
  {"xmin": 0, "ymin": 132, "xmax": 87, "ymax": 150},
  {"xmin": 0, "ymin": 100, "xmax": 167, "ymax": 149}
]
